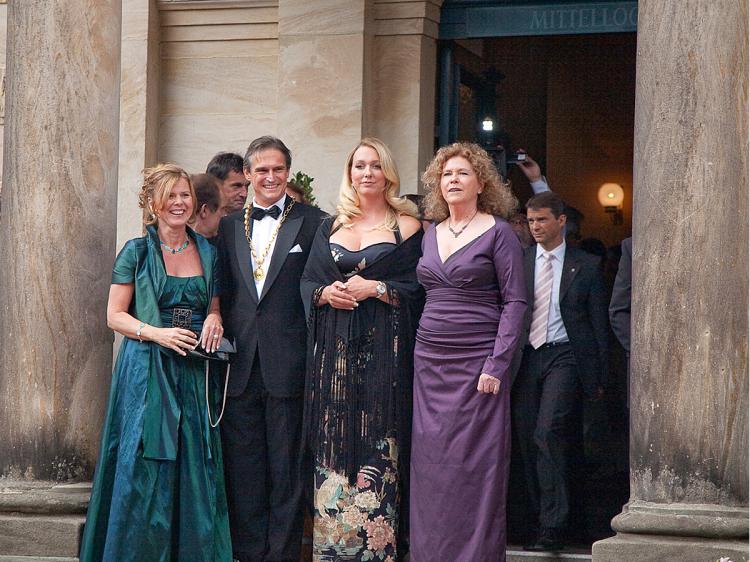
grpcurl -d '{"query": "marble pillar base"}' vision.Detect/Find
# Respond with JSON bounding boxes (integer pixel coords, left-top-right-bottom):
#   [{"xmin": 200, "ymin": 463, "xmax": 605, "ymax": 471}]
[
  {"xmin": 593, "ymin": 501, "xmax": 749, "ymax": 561},
  {"xmin": 0, "ymin": 481, "xmax": 89, "ymax": 559},
  {"xmin": 593, "ymin": 533, "xmax": 748, "ymax": 562}
]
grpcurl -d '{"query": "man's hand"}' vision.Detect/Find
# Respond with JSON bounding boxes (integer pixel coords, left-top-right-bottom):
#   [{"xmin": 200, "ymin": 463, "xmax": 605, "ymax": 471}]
[{"xmin": 517, "ymin": 152, "xmax": 543, "ymax": 183}]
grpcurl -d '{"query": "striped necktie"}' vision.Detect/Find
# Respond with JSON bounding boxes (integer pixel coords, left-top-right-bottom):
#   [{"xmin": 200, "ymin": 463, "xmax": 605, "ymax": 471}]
[{"xmin": 529, "ymin": 253, "xmax": 554, "ymax": 349}]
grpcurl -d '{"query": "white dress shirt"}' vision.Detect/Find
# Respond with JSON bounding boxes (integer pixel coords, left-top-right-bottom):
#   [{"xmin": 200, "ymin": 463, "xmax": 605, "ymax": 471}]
[
  {"xmin": 535, "ymin": 239, "xmax": 569, "ymax": 343},
  {"xmin": 250, "ymin": 194, "xmax": 287, "ymax": 296},
  {"xmin": 530, "ymin": 176, "xmax": 550, "ymax": 193}
]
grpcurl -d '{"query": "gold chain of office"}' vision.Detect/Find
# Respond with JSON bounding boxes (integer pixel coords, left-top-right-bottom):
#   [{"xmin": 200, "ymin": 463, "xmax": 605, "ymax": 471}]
[{"xmin": 243, "ymin": 200, "xmax": 295, "ymax": 281}]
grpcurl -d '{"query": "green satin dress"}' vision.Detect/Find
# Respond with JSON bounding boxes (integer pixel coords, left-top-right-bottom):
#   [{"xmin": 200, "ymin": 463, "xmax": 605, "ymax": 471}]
[{"xmin": 80, "ymin": 228, "xmax": 232, "ymax": 562}]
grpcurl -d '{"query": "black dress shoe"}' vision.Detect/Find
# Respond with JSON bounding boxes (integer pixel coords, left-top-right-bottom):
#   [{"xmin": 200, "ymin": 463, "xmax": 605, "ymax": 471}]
[{"xmin": 523, "ymin": 528, "xmax": 564, "ymax": 552}]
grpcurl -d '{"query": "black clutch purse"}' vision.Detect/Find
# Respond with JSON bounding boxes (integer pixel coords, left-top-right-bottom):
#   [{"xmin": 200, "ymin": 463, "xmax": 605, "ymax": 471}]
[
  {"xmin": 171, "ymin": 307, "xmax": 234, "ymax": 427},
  {"xmin": 171, "ymin": 307, "xmax": 235, "ymax": 362},
  {"xmin": 189, "ymin": 337, "xmax": 236, "ymax": 362}
]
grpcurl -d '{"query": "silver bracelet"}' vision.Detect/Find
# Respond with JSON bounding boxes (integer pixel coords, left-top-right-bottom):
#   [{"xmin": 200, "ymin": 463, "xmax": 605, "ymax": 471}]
[{"xmin": 136, "ymin": 322, "xmax": 146, "ymax": 342}]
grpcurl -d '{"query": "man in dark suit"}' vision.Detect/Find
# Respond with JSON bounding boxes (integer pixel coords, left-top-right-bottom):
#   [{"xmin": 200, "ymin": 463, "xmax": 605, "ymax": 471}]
[
  {"xmin": 512, "ymin": 191, "xmax": 609, "ymax": 552},
  {"xmin": 216, "ymin": 136, "xmax": 325, "ymax": 562}
]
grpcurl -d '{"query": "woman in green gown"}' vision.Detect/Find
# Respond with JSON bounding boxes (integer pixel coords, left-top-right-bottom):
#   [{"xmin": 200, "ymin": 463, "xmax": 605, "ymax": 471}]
[{"xmin": 79, "ymin": 164, "xmax": 232, "ymax": 562}]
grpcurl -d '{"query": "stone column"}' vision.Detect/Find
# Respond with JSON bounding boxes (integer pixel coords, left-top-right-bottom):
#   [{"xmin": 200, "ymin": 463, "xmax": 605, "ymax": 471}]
[
  {"xmin": 370, "ymin": 0, "xmax": 442, "ymax": 194},
  {"xmin": 0, "ymin": 0, "xmax": 121, "ymax": 482},
  {"xmin": 117, "ymin": 0, "xmax": 159, "ymax": 249},
  {"xmin": 0, "ymin": 0, "xmax": 7, "ymax": 194},
  {"xmin": 593, "ymin": 1, "xmax": 748, "ymax": 560},
  {"xmin": 277, "ymin": 0, "xmax": 372, "ymax": 211}
]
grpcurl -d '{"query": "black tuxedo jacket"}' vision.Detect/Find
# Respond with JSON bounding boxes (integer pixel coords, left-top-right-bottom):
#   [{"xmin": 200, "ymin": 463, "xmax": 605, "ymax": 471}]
[
  {"xmin": 517, "ymin": 244, "xmax": 610, "ymax": 397},
  {"xmin": 216, "ymin": 198, "xmax": 326, "ymax": 397}
]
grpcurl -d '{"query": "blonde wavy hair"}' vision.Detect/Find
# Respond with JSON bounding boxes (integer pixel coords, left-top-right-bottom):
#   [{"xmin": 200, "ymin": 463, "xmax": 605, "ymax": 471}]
[
  {"xmin": 422, "ymin": 142, "xmax": 517, "ymax": 222},
  {"xmin": 335, "ymin": 137, "xmax": 419, "ymax": 230},
  {"xmin": 138, "ymin": 163, "xmax": 196, "ymax": 225}
]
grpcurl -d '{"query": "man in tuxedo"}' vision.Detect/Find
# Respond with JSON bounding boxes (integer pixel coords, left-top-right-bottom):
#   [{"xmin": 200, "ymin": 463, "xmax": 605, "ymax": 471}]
[
  {"xmin": 216, "ymin": 136, "xmax": 325, "ymax": 562},
  {"xmin": 512, "ymin": 191, "xmax": 609, "ymax": 552}
]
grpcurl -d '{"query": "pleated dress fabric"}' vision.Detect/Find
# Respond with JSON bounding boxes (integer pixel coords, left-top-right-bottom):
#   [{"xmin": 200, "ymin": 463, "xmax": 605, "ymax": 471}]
[
  {"xmin": 410, "ymin": 218, "xmax": 526, "ymax": 562},
  {"xmin": 80, "ymin": 273, "xmax": 232, "ymax": 562}
]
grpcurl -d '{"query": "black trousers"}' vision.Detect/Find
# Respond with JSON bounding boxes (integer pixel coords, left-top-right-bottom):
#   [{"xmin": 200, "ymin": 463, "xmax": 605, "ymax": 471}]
[
  {"xmin": 512, "ymin": 343, "xmax": 580, "ymax": 531},
  {"xmin": 221, "ymin": 358, "xmax": 303, "ymax": 562}
]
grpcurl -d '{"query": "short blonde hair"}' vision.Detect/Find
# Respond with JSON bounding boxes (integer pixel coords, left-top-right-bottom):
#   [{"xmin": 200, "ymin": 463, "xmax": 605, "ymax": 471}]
[
  {"xmin": 336, "ymin": 137, "xmax": 418, "ymax": 230},
  {"xmin": 138, "ymin": 163, "xmax": 196, "ymax": 225},
  {"xmin": 422, "ymin": 142, "xmax": 517, "ymax": 222}
]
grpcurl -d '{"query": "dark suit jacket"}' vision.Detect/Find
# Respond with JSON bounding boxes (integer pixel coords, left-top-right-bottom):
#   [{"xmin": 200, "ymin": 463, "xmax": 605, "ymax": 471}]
[
  {"xmin": 516, "ymin": 244, "xmax": 610, "ymax": 398},
  {"xmin": 216, "ymin": 198, "xmax": 325, "ymax": 397},
  {"xmin": 609, "ymin": 237, "xmax": 632, "ymax": 353}
]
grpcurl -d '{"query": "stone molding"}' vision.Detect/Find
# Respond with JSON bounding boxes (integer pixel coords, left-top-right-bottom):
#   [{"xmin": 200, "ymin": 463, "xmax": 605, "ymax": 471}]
[
  {"xmin": 159, "ymin": 0, "xmax": 278, "ymax": 44},
  {"xmin": 374, "ymin": 0, "xmax": 442, "ymax": 38},
  {"xmin": 158, "ymin": 0, "xmax": 276, "ymax": 9},
  {"xmin": 612, "ymin": 501, "xmax": 749, "ymax": 540}
]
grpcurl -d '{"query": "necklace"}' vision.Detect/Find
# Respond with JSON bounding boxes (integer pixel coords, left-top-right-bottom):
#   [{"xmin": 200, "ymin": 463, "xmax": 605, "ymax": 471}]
[
  {"xmin": 244, "ymin": 200, "xmax": 295, "ymax": 280},
  {"xmin": 160, "ymin": 239, "xmax": 189, "ymax": 254},
  {"xmin": 447, "ymin": 209, "xmax": 478, "ymax": 238}
]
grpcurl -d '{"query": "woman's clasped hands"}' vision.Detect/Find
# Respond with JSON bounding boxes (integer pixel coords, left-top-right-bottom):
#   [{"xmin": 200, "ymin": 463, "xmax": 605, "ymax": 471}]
[{"xmin": 322, "ymin": 275, "xmax": 378, "ymax": 310}]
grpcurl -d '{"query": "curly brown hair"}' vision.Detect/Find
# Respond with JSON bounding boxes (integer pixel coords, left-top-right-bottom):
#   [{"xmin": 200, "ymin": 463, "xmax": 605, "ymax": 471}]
[
  {"xmin": 138, "ymin": 163, "xmax": 196, "ymax": 225},
  {"xmin": 422, "ymin": 142, "xmax": 517, "ymax": 222}
]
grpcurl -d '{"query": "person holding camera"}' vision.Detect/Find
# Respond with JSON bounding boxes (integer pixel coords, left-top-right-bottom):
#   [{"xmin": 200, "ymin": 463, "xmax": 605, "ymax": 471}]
[{"xmin": 80, "ymin": 164, "xmax": 231, "ymax": 562}]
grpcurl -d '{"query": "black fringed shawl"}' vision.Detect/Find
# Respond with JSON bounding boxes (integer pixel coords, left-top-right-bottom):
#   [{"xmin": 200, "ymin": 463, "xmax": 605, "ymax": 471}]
[{"xmin": 301, "ymin": 217, "xmax": 424, "ymax": 482}]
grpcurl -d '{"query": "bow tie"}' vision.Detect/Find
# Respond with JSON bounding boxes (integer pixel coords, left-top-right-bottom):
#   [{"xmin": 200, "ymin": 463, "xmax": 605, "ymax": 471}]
[{"xmin": 250, "ymin": 205, "xmax": 281, "ymax": 221}]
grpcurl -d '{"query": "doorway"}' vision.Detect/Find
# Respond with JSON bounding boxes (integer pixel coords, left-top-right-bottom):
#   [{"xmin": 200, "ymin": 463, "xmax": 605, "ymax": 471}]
[{"xmin": 437, "ymin": 0, "xmax": 637, "ymax": 551}]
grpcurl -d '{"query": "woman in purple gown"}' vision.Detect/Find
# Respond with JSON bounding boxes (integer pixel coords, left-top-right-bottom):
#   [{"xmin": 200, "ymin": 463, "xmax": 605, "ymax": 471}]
[{"xmin": 410, "ymin": 142, "xmax": 527, "ymax": 562}]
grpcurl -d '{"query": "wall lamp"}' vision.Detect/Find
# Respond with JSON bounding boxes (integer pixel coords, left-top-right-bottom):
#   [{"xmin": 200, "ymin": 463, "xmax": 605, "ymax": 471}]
[{"xmin": 598, "ymin": 183, "xmax": 624, "ymax": 225}]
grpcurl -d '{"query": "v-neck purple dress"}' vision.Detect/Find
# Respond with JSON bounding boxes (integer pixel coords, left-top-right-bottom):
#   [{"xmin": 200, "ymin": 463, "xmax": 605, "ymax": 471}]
[{"xmin": 410, "ymin": 217, "xmax": 526, "ymax": 562}]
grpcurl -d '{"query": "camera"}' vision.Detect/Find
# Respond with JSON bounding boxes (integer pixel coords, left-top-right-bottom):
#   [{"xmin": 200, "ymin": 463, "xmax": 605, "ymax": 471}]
[{"xmin": 507, "ymin": 150, "xmax": 527, "ymax": 165}]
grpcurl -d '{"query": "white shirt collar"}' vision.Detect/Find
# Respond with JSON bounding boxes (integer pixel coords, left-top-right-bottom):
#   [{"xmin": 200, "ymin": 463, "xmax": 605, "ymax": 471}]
[
  {"xmin": 251, "ymin": 193, "xmax": 287, "ymax": 212},
  {"xmin": 536, "ymin": 239, "xmax": 566, "ymax": 261}
]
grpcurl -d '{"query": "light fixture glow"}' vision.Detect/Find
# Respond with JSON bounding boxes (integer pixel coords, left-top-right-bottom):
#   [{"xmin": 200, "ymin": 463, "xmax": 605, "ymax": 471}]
[
  {"xmin": 597, "ymin": 183, "xmax": 624, "ymax": 209},
  {"xmin": 482, "ymin": 118, "xmax": 494, "ymax": 132}
]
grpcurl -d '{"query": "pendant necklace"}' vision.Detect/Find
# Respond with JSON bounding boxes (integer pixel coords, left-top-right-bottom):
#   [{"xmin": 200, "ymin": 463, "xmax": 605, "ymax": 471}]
[
  {"xmin": 447, "ymin": 209, "xmax": 478, "ymax": 238},
  {"xmin": 244, "ymin": 200, "xmax": 295, "ymax": 281},
  {"xmin": 160, "ymin": 239, "xmax": 189, "ymax": 254}
]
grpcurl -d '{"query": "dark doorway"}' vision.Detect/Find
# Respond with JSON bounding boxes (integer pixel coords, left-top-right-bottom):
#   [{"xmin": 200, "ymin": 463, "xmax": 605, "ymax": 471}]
[
  {"xmin": 437, "ymin": 2, "xmax": 636, "ymax": 552},
  {"xmin": 440, "ymin": 32, "xmax": 635, "ymax": 246}
]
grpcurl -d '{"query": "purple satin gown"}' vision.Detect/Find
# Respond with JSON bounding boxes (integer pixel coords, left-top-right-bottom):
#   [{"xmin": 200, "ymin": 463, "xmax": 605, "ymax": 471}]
[{"xmin": 410, "ymin": 217, "xmax": 526, "ymax": 562}]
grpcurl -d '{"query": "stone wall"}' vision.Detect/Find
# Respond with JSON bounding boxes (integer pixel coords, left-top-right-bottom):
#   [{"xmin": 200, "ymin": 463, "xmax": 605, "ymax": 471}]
[
  {"xmin": 158, "ymin": 0, "xmax": 279, "ymax": 168},
  {"xmin": 0, "ymin": 0, "xmax": 7, "ymax": 196}
]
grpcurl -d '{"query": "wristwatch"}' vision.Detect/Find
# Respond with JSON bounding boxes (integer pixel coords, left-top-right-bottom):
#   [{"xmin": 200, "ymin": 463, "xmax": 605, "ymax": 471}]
[{"xmin": 375, "ymin": 281, "xmax": 387, "ymax": 298}]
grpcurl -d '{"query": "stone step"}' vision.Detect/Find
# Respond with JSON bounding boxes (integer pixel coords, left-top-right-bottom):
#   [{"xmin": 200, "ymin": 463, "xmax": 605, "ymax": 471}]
[
  {"xmin": 507, "ymin": 548, "xmax": 592, "ymax": 561},
  {"xmin": 0, "ymin": 558, "xmax": 77, "ymax": 562},
  {"xmin": 0, "ymin": 514, "xmax": 84, "ymax": 558}
]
